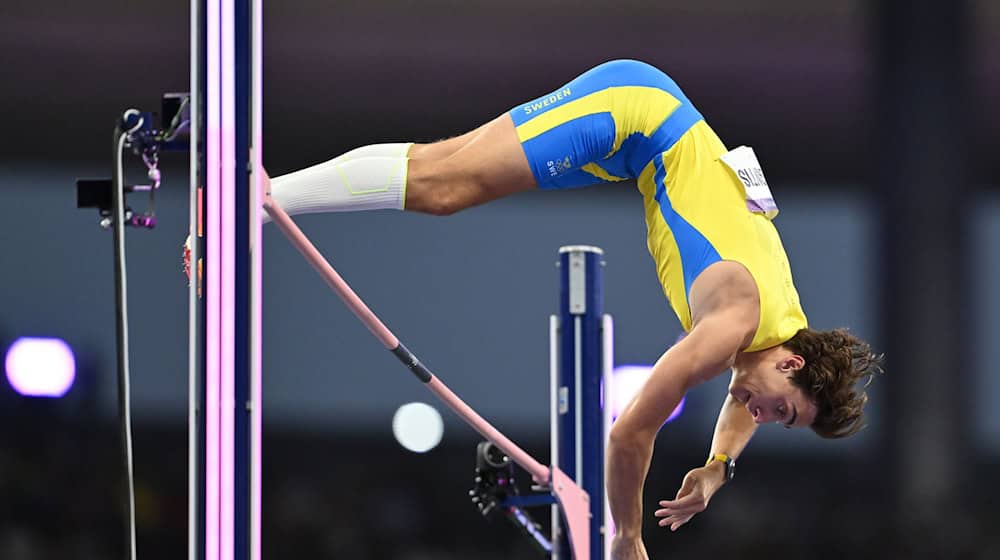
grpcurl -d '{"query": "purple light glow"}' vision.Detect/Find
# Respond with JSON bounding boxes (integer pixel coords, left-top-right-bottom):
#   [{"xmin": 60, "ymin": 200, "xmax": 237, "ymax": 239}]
[
  {"xmin": 611, "ymin": 365, "xmax": 685, "ymax": 424},
  {"xmin": 5, "ymin": 337, "xmax": 76, "ymax": 398}
]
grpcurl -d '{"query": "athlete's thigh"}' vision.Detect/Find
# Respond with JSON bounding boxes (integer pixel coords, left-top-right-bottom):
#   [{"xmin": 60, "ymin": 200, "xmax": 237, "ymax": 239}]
[
  {"xmin": 439, "ymin": 112, "xmax": 538, "ymax": 197},
  {"xmin": 409, "ymin": 121, "xmax": 491, "ymax": 161}
]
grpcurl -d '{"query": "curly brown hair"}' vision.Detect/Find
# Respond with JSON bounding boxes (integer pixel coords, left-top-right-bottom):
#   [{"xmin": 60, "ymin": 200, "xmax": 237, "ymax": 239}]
[{"xmin": 782, "ymin": 328, "xmax": 883, "ymax": 439}]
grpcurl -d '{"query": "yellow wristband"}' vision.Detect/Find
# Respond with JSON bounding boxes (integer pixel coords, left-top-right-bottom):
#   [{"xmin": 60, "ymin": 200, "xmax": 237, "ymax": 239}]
[{"xmin": 706, "ymin": 453, "xmax": 731, "ymax": 467}]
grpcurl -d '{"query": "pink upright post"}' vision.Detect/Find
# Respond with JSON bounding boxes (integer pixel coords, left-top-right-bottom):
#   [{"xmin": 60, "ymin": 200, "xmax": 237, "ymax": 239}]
[
  {"xmin": 249, "ymin": 0, "xmax": 264, "ymax": 558},
  {"xmin": 202, "ymin": 0, "xmax": 223, "ymax": 558},
  {"xmin": 262, "ymin": 196, "xmax": 592, "ymax": 559},
  {"xmin": 192, "ymin": 0, "xmax": 262, "ymax": 558}
]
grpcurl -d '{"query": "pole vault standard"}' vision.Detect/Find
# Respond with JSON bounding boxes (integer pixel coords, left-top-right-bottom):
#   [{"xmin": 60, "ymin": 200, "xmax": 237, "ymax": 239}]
[
  {"xmin": 189, "ymin": 0, "xmax": 263, "ymax": 559},
  {"xmin": 552, "ymin": 247, "xmax": 613, "ymax": 560},
  {"xmin": 262, "ymin": 196, "xmax": 593, "ymax": 559}
]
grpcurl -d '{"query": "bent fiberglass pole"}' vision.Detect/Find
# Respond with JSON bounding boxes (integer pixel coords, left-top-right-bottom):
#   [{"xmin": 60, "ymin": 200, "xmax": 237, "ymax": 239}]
[{"xmin": 262, "ymin": 195, "xmax": 591, "ymax": 559}]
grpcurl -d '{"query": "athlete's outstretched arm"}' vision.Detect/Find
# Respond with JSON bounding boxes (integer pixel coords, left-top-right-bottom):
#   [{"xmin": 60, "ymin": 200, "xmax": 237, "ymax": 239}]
[{"xmin": 606, "ymin": 314, "xmax": 744, "ymax": 555}]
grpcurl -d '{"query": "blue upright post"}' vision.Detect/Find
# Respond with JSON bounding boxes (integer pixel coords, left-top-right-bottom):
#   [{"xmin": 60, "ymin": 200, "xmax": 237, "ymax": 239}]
[
  {"xmin": 552, "ymin": 246, "xmax": 612, "ymax": 560},
  {"xmin": 233, "ymin": 0, "xmax": 253, "ymax": 557}
]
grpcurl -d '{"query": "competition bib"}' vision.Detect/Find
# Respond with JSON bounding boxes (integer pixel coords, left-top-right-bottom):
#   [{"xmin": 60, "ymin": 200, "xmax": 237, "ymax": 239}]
[{"xmin": 720, "ymin": 146, "xmax": 778, "ymax": 219}]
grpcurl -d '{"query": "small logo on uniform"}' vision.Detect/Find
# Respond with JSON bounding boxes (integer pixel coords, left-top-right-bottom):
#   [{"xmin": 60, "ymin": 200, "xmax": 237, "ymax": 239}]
[{"xmin": 547, "ymin": 156, "xmax": 572, "ymax": 177}]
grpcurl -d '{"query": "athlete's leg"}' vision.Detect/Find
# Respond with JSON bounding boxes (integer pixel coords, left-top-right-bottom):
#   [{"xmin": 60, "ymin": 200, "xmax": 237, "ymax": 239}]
[
  {"xmin": 265, "ymin": 59, "xmax": 645, "ymax": 219},
  {"xmin": 404, "ymin": 113, "xmax": 536, "ymax": 215},
  {"xmin": 408, "ymin": 122, "xmax": 489, "ymax": 161},
  {"xmin": 263, "ymin": 119, "xmax": 502, "ymax": 219}
]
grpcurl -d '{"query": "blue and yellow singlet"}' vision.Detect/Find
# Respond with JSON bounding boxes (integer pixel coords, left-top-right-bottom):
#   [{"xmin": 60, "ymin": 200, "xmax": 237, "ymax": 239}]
[{"xmin": 509, "ymin": 59, "xmax": 807, "ymax": 351}]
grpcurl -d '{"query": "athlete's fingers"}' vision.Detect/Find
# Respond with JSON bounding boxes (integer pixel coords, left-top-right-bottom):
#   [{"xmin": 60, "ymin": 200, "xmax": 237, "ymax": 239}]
[
  {"xmin": 655, "ymin": 503, "xmax": 703, "ymax": 514},
  {"xmin": 658, "ymin": 514, "xmax": 692, "ymax": 528},
  {"xmin": 672, "ymin": 512, "xmax": 700, "ymax": 531},
  {"xmin": 655, "ymin": 500, "xmax": 704, "ymax": 512},
  {"xmin": 657, "ymin": 515, "xmax": 678, "ymax": 527},
  {"xmin": 654, "ymin": 504, "xmax": 703, "ymax": 518},
  {"xmin": 658, "ymin": 493, "xmax": 702, "ymax": 509}
]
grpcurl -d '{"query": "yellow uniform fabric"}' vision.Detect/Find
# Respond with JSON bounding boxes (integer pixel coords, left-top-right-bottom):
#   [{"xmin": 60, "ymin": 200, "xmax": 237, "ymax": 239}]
[{"xmin": 637, "ymin": 121, "xmax": 807, "ymax": 351}]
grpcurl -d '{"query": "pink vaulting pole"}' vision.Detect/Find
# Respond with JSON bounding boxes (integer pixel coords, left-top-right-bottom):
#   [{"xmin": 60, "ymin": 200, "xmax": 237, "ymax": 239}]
[{"xmin": 262, "ymin": 196, "xmax": 591, "ymax": 559}]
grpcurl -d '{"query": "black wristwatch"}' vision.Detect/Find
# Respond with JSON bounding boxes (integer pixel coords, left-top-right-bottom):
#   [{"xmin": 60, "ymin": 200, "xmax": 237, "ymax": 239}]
[{"xmin": 706, "ymin": 453, "xmax": 736, "ymax": 483}]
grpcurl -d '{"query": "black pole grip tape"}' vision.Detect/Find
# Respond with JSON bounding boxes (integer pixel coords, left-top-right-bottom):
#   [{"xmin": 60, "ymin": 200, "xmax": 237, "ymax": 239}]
[{"xmin": 390, "ymin": 343, "xmax": 432, "ymax": 383}]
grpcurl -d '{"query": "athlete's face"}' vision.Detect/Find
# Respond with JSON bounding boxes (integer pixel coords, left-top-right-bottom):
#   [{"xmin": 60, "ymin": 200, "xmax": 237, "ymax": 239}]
[{"xmin": 729, "ymin": 350, "xmax": 817, "ymax": 428}]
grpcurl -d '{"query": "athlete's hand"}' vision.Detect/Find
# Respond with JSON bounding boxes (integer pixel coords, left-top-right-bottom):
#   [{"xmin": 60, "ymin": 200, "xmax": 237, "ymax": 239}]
[
  {"xmin": 654, "ymin": 463, "xmax": 726, "ymax": 531},
  {"xmin": 610, "ymin": 535, "xmax": 649, "ymax": 560}
]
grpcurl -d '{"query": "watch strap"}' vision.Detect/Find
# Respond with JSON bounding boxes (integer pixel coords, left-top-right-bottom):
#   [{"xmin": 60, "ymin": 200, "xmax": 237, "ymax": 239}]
[
  {"xmin": 706, "ymin": 453, "xmax": 732, "ymax": 467},
  {"xmin": 706, "ymin": 453, "xmax": 735, "ymax": 482}
]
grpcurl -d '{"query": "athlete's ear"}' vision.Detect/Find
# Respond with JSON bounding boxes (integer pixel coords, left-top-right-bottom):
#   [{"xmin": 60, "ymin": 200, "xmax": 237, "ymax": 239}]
[{"xmin": 778, "ymin": 354, "xmax": 805, "ymax": 373}]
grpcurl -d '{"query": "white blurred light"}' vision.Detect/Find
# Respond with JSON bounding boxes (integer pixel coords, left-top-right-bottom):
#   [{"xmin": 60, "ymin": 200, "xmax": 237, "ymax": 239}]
[
  {"xmin": 611, "ymin": 365, "xmax": 684, "ymax": 424},
  {"xmin": 5, "ymin": 337, "xmax": 76, "ymax": 398},
  {"xmin": 392, "ymin": 402, "xmax": 444, "ymax": 453}
]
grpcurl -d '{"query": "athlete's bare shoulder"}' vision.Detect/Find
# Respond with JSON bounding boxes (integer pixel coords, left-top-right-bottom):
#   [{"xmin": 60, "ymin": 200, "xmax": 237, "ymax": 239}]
[{"xmin": 687, "ymin": 261, "xmax": 760, "ymax": 350}]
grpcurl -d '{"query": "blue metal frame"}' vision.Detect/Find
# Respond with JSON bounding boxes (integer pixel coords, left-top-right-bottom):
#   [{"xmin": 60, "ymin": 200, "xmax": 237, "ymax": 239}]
[
  {"xmin": 233, "ymin": 0, "xmax": 252, "ymax": 556},
  {"xmin": 554, "ymin": 246, "xmax": 607, "ymax": 560},
  {"xmin": 501, "ymin": 495, "xmax": 558, "ymax": 508}
]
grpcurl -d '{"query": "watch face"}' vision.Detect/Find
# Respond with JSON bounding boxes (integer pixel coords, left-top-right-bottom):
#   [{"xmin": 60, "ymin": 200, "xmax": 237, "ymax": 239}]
[{"xmin": 726, "ymin": 460, "xmax": 736, "ymax": 481}]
